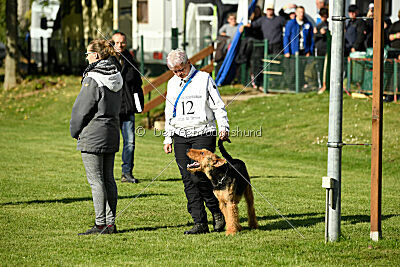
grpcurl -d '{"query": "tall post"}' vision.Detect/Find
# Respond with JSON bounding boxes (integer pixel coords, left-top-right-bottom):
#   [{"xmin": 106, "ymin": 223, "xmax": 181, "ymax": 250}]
[
  {"xmin": 295, "ymin": 52, "xmax": 299, "ymax": 93},
  {"xmin": 263, "ymin": 39, "xmax": 268, "ymax": 92},
  {"xmin": 326, "ymin": 0, "xmax": 345, "ymax": 242},
  {"xmin": 394, "ymin": 60, "xmax": 398, "ymax": 102},
  {"xmin": 370, "ymin": 0, "xmax": 384, "ymax": 242},
  {"xmin": 47, "ymin": 38, "xmax": 52, "ymax": 74},
  {"xmin": 326, "ymin": 32, "xmax": 331, "ymax": 91},
  {"xmin": 171, "ymin": 0, "xmax": 178, "ymax": 49},
  {"xmin": 113, "ymin": 0, "xmax": 119, "ymax": 31},
  {"xmin": 40, "ymin": 37, "xmax": 45, "ymax": 73},
  {"xmin": 27, "ymin": 35, "xmax": 31, "ymax": 74}
]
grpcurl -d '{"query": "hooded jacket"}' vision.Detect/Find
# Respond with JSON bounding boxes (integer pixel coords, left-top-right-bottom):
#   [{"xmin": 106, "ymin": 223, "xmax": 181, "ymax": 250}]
[
  {"xmin": 109, "ymin": 50, "xmax": 144, "ymax": 120},
  {"xmin": 70, "ymin": 59, "xmax": 123, "ymax": 153}
]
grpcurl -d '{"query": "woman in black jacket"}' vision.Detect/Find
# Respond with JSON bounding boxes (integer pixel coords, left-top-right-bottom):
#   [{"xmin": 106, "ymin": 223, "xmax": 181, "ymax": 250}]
[{"xmin": 70, "ymin": 39, "xmax": 122, "ymax": 235}]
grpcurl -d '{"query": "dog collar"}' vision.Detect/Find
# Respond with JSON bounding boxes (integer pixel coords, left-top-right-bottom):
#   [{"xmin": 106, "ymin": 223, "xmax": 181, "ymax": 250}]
[{"xmin": 217, "ymin": 167, "xmax": 229, "ymax": 186}]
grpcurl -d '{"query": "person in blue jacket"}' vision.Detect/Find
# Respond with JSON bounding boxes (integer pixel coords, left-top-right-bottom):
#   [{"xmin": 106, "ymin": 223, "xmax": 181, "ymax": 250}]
[{"xmin": 284, "ymin": 6, "xmax": 314, "ymax": 57}]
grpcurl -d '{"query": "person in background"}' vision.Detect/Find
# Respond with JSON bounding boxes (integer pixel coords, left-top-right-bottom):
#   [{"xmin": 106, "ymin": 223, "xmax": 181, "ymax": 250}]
[
  {"xmin": 314, "ymin": 0, "xmax": 327, "ymax": 25},
  {"xmin": 314, "ymin": 8, "xmax": 329, "ymax": 56},
  {"xmin": 365, "ymin": 3, "xmax": 374, "ymax": 49},
  {"xmin": 284, "ymin": 6, "xmax": 314, "ymax": 89},
  {"xmin": 245, "ymin": 3, "xmax": 285, "ymax": 91},
  {"xmin": 70, "ymin": 39, "xmax": 122, "ymax": 235},
  {"xmin": 243, "ymin": 5, "xmax": 263, "ymax": 89},
  {"xmin": 278, "ymin": 3, "xmax": 297, "ymax": 24},
  {"xmin": 344, "ymin": 5, "xmax": 366, "ymax": 56},
  {"xmin": 163, "ymin": 49, "xmax": 229, "ymax": 235},
  {"xmin": 249, "ymin": 3, "xmax": 285, "ymax": 55},
  {"xmin": 219, "ymin": 13, "xmax": 238, "ymax": 45},
  {"xmin": 109, "ymin": 32, "xmax": 144, "ymax": 184},
  {"xmin": 284, "ymin": 6, "xmax": 314, "ymax": 57},
  {"xmin": 245, "ymin": 5, "xmax": 263, "ymax": 40},
  {"xmin": 388, "ymin": 9, "xmax": 400, "ymax": 56}
]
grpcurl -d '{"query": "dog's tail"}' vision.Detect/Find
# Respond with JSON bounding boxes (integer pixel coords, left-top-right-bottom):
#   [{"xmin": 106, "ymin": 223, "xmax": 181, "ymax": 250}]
[{"xmin": 218, "ymin": 138, "xmax": 233, "ymax": 162}]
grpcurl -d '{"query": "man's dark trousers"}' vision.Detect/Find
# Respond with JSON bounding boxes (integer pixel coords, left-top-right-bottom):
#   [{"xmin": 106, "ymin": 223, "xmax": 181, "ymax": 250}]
[{"xmin": 173, "ymin": 133, "xmax": 221, "ymax": 224}]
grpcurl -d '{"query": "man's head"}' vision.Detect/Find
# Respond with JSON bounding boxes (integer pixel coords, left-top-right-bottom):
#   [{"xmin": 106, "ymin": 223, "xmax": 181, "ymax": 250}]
[
  {"xmin": 112, "ymin": 32, "xmax": 127, "ymax": 54},
  {"xmin": 316, "ymin": 0, "xmax": 326, "ymax": 10},
  {"xmin": 265, "ymin": 3, "xmax": 275, "ymax": 18},
  {"xmin": 319, "ymin": 8, "xmax": 328, "ymax": 22},
  {"xmin": 167, "ymin": 49, "xmax": 191, "ymax": 79},
  {"xmin": 348, "ymin": 5, "xmax": 359, "ymax": 19},
  {"xmin": 295, "ymin": 6, "xmax": 305, "ymax": 21},
  {"xmin": 227, "ymin": 13, "xmax": 237, "ymax": 26}
]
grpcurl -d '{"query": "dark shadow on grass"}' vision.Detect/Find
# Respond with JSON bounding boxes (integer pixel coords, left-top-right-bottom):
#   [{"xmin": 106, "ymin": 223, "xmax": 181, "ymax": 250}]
[
  {"xmin": 158, "ymin": 178, "xmax": 181, "ymax": 182},
  {"xmin": 251, "ymin": 175, "xmax": 303, "ymax": 179},
  {"xmin": 247, "ymin": 213, "xmax": 398, "ymax": 231},
  {"xmin": 1, "ymin": 193, "xmax": 168, "ymax": 206},
  {"xmin": 117, "ymin": 222, "xmax": 192, "ymax": 233}
]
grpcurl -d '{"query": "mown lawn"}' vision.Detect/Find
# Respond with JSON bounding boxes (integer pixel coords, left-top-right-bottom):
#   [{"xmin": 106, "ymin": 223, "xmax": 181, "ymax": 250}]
[{"xmin": 0, "ymin": 75, "xmax": 399, "ymax": 266}]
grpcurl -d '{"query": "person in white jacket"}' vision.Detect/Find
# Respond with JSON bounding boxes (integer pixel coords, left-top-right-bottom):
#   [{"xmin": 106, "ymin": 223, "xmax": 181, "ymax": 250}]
[{"xmin": 163, "ymin": 49, "xmax": 229, "ymax": 234}]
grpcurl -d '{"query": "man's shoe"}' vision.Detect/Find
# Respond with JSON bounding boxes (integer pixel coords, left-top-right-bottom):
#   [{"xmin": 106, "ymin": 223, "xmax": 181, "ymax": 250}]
[
  {"xmin": 78, "ymin": 225, "xmax": 107, "ymax": 236},
  {"xmin": 184, "ymin": 223, "xmax": 209, "ymax": 235},
  {"xmin": 212, "ymin": 212, "xmax": 226, "ymax": 232},
  {"xmin": 121, "ymin": 173, "xmax": 139, "ymax": 183}
]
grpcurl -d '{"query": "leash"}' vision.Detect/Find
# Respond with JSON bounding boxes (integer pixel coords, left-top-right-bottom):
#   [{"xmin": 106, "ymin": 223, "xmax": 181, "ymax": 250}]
[{"xmin": 224, "ymin": 156, "xmax": 305, "ymax": 239}]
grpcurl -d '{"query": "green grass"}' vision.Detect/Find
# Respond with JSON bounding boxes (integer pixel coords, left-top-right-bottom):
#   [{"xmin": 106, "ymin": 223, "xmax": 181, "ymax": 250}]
[{"xmin": 0, "ymin": 75, "xmax": 399, "ymax": 265}]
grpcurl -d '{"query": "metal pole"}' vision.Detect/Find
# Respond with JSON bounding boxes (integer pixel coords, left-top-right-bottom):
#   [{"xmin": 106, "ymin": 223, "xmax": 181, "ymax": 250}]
[
  {"xmin": 326, "ymin": 0, "xmax": 345, "ymax": 242},
  {"xmin": 347, "ymin": 57, "xmax": 351, "ymax": 92},
  {"xmin": 295, "ymin": 52, "xmax": 299, "ymax": 93},
  {"xmin": 171, "ymin": 0, "xmax": 178, "ymax": 49},
  {"xmin": 326, "ymin": 32, "xmax": 331, "ymax": 91},
  {"xmin": 141, "ymin": 35, "xmax": 150, "ymax": 128},
  {"xmin": 47, "ymin": 38, "xmax": 51, "ymax": 74},
  {"xmin": 40, "ymin": 37, "xmax": 45, "ymax": 74},
  {"xmin": 370, "ymin": 0, "xmax": 384, "ymax": 242},
  {"xmin": 394, "ymin": 60, "xmax": 398, "ymax": 102},
  {"xmin": 263, "ymin": 39, "xmax": 268, "ymax": 92},
  {"xmin": 27, "ymin": 35, "xmax": 31, "ymax": 74}
]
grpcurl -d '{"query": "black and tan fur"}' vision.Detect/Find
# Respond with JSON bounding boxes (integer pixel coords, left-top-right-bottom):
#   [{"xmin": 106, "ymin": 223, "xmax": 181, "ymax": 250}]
[{"xmin": 187, "ymin": 139, "xmax": 258, "ymax": 235}]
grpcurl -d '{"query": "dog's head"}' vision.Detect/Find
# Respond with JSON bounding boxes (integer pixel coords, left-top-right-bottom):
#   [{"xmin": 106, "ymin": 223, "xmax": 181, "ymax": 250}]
[{"xmin": 186, "ymin": 148, "xmax": 226, "ymax": 175}]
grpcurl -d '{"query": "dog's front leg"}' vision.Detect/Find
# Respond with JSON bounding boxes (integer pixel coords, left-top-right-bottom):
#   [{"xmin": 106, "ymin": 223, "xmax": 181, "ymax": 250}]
[{"xmin": 225, "ymin": 201, "xmax": 241, "ymax": 236}]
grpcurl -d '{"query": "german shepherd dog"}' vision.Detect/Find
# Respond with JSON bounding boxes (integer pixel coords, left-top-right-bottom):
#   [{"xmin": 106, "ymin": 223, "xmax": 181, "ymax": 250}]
[{"xmin": 187, "ymin": 139, "xmax": 258, "ymax": 235}]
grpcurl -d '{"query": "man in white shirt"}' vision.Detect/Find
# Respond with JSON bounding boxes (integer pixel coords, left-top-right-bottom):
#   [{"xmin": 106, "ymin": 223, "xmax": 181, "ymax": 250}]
[{"xmin": 163, "ymin": 49, "xmax": 229, "ymax": 234}]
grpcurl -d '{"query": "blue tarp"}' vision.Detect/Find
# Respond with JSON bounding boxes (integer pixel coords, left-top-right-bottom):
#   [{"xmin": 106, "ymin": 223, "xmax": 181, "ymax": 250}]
[{"xmin": 215, "ymin": 0, "xmax": 257, "ymax": 86}]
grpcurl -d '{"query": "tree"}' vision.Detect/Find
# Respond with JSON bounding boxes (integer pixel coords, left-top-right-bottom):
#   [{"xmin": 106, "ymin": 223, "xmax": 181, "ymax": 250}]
[
  {"xmin": 4, "ymin": 0, "xmax": 18, "ymax": 90},
  {"xmin": 81, "ymin": 0, "xmax": 113, "ymax": 46}
]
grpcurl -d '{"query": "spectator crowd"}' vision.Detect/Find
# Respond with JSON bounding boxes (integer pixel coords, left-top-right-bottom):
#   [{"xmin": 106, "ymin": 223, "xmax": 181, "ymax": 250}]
[{"xmin": 215, "ymin": 1, "xmax": 400, "ymax": 90}]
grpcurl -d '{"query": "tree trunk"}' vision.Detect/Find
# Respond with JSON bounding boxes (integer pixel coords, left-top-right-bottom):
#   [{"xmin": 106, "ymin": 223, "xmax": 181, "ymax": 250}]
[
  {"xmin": 82, "ymin": 0, "xmax": 90, "ymax": 47},
  {"xmin": 17, "ymin": 0, "xmax": 30, "ymax": 30},
  {"xmin": 4, "ymin": 0, "xmax": 18, "ymax": 90}
]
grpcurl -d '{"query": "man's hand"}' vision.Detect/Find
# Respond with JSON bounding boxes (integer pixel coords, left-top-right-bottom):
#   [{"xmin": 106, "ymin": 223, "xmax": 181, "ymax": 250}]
[
  {"xmin": 305, "ymin": 52, "xmax": 310, "ymax": 57},
  {"xmin": 219, "ymin": 131, "xmax": 229, "ymax": 141},
  {"xmin": 284, "ymin": 53, "xmax": 290, "ymax": 58},
  {"xmin": 163, "ymin": 144, "xmax": 172, "ymax": 154}
]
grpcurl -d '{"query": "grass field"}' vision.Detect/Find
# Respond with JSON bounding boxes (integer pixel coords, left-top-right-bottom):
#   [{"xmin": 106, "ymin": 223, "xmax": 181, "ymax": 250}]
[{"xmin": 0, "ymin": 75, "xmax": 399, "ymax": 265}]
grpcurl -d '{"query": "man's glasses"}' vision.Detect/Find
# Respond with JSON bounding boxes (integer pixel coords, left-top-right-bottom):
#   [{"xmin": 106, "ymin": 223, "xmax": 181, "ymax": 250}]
[{"xmin": 173, "ymin": 67, "xmax": 186, "ymax": 74}]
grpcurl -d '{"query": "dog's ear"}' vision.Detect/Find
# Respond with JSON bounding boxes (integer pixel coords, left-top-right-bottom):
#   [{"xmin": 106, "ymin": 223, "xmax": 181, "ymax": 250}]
[{"xmin": 213, "ymin": 158, "xmax": 226, "ymax": 168}]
